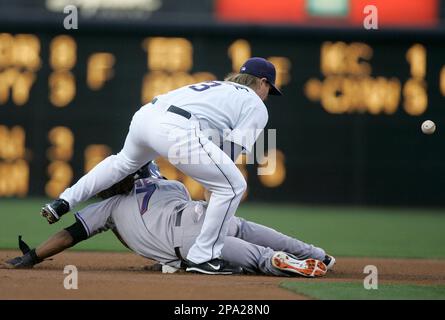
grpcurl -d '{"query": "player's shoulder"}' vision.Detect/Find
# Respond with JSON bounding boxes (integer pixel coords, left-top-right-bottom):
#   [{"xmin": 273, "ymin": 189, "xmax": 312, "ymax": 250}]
[
  {"xmin": 139, "ymin": 177, "xmax": 176, "ymax": 185},
  {"xmin": 136, "ymin": 177, "xmax": 188, "ymax": 195},
  {"xmin": 149, "ymin": 177, "xmax": 188, "ymax": 190}
]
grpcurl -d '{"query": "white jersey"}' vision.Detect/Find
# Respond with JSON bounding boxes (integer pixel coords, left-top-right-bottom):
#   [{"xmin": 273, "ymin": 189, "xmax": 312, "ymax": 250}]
[{"xmin": 155, "ymin": 80, "xmax": 268, "ymax": 152}]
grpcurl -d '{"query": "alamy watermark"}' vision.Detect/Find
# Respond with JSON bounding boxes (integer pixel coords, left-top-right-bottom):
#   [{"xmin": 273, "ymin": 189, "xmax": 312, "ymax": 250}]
[
  {"xmin": 363, "ymin": 5, "xmax": 378, "ymax": 30},
  {"xmin": 63, "ymin": 265, "xmax": 78, "ymax": 289},
  {"xmin": 63, "ymin": 5, "xmax": 78, "ymax": 30},
  {"xmin": 363, "ymin": 265, "xmax": 378, "ymax": 290},
  {"xmin": 165, "ymin": 125, "xmax": 277, "ymax": 175}
]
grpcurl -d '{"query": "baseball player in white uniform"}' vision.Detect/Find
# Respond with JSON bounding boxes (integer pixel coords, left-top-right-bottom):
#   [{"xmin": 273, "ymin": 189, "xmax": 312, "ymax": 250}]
[
  {"xmin": 40, "ymin": 57, "xmax": 284, "ymax": 274},
  {"xmin": 4, "ymin": 162, "xmax": 335, "ymax": 277}
]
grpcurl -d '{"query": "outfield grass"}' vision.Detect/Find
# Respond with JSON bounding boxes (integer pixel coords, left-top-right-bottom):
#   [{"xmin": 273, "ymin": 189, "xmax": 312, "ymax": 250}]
[
  {"xmin": 281, "ymin": 281, "xmax": 445, "ymax": 300},
  {"xmin": 0, "ymin": 198, "xmax": 128, "ymax": 252},
  {"xmin": 0, "ymin": 198, "xmax": 444, "ymax": 258},
  {"xmin": 239, "ymin": 203, "xmax": 445, "ymax": 259}
]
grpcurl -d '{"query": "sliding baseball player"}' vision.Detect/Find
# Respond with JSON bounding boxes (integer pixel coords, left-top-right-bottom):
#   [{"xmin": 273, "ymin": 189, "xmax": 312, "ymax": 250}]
[{"xmin": 6, "ymin": 162, "xmax": 335, "ymax": 277}]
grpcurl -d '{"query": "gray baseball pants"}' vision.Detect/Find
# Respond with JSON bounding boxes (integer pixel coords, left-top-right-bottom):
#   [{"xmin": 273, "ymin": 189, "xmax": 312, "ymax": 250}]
[{"xmin": 175, "ymin": 204, "xmax": 326, "ymax": 276}]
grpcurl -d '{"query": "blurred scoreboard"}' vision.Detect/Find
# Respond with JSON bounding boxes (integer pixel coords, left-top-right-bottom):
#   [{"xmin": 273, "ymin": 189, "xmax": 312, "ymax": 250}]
[{"xmin": 1, "ymin": 28, "xmax": 444, "ymax": 205}]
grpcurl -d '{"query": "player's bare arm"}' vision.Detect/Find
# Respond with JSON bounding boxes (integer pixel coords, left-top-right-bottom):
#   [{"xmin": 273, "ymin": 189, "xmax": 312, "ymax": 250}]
[{"xmin": 1, "ymin": 228, "xmax": 79, "ymax": 269}]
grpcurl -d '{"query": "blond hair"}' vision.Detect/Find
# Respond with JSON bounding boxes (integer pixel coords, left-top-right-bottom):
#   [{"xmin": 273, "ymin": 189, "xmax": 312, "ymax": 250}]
[{"xmin": 224, "ymin": 73, "xmax": 260, "ymax": 91}]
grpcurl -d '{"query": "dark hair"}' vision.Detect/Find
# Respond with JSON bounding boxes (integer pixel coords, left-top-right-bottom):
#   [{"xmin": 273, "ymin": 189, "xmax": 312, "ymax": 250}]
[{"xmin": 96, "ymin": 175, "xmax": 134, "ymax": 199}]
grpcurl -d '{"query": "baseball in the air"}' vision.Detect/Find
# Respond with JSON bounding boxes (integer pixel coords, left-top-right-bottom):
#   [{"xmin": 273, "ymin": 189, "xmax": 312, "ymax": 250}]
[{"xmin": 421, "ymin": 120, "xmax": 436, "ymax": 135}]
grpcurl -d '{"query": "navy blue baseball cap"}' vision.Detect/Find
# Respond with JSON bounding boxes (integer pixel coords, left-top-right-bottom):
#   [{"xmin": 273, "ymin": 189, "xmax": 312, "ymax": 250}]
[{"xmin": 239, "ymin": 57, "xmax": 282, "ymax": 96}]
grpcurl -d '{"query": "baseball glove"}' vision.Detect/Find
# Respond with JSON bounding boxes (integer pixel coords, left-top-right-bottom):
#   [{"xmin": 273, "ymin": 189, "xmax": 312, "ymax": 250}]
[{"xmin": 1, "ymin": 236, "xmax": 42, "ymax": 269}]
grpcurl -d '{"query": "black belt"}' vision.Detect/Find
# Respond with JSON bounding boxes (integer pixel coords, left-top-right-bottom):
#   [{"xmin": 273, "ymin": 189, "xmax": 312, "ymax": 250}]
[
  {"xmin": 167, "ymin": 105, "xmax": 191, "ymax": 119},
  {"xmin": 174, "ymin": 208, "xmax": 188, "ymax": 268},
  {"xmin": 151, "ymin": 98, "xmax": 191, "ymax": 120}
]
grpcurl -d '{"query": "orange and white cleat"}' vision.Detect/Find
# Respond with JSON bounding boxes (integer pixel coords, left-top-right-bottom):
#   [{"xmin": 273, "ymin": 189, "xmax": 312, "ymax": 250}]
[{"xmin": 272, "ymin": 252, "xmax": 327, "ymax": 277}]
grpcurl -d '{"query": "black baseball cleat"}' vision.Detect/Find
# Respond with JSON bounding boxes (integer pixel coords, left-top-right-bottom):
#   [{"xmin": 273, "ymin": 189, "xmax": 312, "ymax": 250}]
[
  {"xmin": 41, "ymin": 198, "xmax": 70, "ymax": 224},
  {"xmin": 185, "ymin": 258, "xmax": 243, "ymax": 275}
]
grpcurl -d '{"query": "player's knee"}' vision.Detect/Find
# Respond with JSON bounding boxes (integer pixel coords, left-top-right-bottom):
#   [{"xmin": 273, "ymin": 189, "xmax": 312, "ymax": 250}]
[
  {"xmin": 232, "ymin": 176, "xmax": 247, "ymax": 197},
  {"xmin": 211, "ymin": 173, "xmax": 246, "ymax": 198},
  {"xmin": 227, "ymin": 216, "xmax": 243, "ymax": 237}
]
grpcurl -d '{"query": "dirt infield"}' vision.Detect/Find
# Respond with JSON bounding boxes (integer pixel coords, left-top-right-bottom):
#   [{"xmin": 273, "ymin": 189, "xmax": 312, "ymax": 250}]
[{"xmin": 1, "ymin": 250, "xmax": 444, "ymax": 300}]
